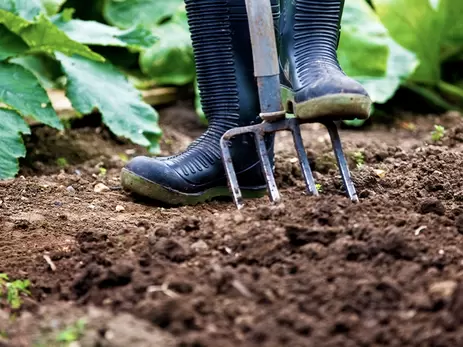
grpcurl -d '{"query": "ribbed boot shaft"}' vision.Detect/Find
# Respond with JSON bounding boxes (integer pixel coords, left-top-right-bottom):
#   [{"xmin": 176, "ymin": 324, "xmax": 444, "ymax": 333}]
[
  {"xmin": 185, "ymin": 0, "xmax": 240, "ymax": 131},
  {"xmin": 293, "ymin": 0, "xmax": 344, "ymax": 82}
]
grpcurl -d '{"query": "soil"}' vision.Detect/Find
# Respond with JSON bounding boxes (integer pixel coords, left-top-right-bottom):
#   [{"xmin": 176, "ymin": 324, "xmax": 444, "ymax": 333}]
[{"xmin": 1, "ymin": 103, "xmax": 463, "ymax": 347}]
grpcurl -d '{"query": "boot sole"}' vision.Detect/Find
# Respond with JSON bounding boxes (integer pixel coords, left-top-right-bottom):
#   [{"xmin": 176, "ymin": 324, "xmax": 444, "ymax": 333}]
[
  {"xmin": 120, "ymin": 168, "xmax": 267, "ymax": 206},
  {"xmin": 282, "ymin": 88, "xmax": 372, "ymax": 121}
]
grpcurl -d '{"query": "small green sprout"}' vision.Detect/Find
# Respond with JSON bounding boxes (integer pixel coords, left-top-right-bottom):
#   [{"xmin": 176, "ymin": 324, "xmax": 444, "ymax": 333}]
[
  {"xmin": 315, "ymin": 183, "xmax": 323, "ymax": 193},
  {"xmin": 118, "ymin": 153, "xmax": 129, "ymax": 163},
  {"xmin": 0, "ymin": 274, "xmax": 31, "ymax": 310},
  {"xmin": 56, "ymin": 157, "xmax": 69, "ymax": 168},
  {"xmin": 431, "ymin": 125, "xmax": 445, "ymax": 142},
  {"xmin": 56, "ymin": 319, "xmax": 87, "ymax": 343},
  {"xmin": 98, "ymin": 167, "xmax": 107, "ymax": 177},
  {"xmin": 351, "ymin": 151, "xmax": 365, "ymax": 169}
]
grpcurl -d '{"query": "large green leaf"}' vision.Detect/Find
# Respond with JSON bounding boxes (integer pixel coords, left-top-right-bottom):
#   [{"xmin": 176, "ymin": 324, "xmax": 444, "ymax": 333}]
[
  {"xmin": 41, "ymin": 0, "xmax": 66, "ymax": 15},
  {"xmin": 1, "ymin": 0, "xmax": 64, "ymax": 19},
  {"xmin": 0, "ymin": 9, "xmax": 103, "ymax": 61},
  {"xmin": 0, "ymin": 62, "xmax": 62, "ymax": 129},
  {"xmin": 102, "ymin": 0, "xmax": 184, "ymax": 29},
  {"xmin": 372, "ymin": 0, "xmax": 447, "ymax": 84},
  {"xmin": 0, "ymin": 108, "xmax": 31, "ymax": 180},
  {"xmin": 53, "ymin": 10, "xmax": 157, "ymax": 50},
  {"xmin": 0, "ymin": 24, "xmax": 28, "ymax": 61},
  {"xmin": 9, "ymin": 0, "xmax": 43, "ymax": 20},
  {"xmin": 338, "ymin": 0, "xmax": 418, "ymax": 103},
  {"xmin": 0, "ymin": 0, "xmax": 15, "ymax": 12},
  {"xmin": 10, "ymin": 55, "xmax": 62, "ymax": 89},
  {"xmin": 140, "ymin": 21, "xmax": 195, "ymax": 85},
  {"xmin": 56, "ymin": 54, "xmax": 162, "ymax": 152},
  {"xmin": 441, "ymin": 0, "xmax": 463, "ymax": 60}
]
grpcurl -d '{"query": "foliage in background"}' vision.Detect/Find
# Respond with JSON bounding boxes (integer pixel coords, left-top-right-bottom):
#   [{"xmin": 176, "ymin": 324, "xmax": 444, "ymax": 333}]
[
  {"xmin": 0, "ymin": 0, "xmax": 462, "ymax": 179},
  {"xmin": 0, "ymin": 0, "xmax": 162, "ymax": 179}
]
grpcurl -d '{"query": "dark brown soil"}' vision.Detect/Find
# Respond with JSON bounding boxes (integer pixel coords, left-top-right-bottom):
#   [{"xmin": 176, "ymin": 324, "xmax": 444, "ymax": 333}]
[{"xmin": 1, "ymin": 105, "xmax": 463, "ymax": 347}]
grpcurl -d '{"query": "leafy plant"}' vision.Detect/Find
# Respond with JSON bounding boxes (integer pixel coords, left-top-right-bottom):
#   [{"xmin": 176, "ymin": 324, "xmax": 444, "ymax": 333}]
[
  {"xmin": 431, "ymin": 125, "xmax": 446, "ymax": 141},
  {"xmin": 0, "ymin": 274, "xmax": 31, "ymax": 310},
  {"xmin": 351, "ymin": 151, "xmax": 366, "ymax": 169},
  {"xmin": 56, "ymin": 318, "xmax": 86, "ymax": 343},
  {"xmin": 0, "ymin": 1, "xmax": 162, "ymax": 180},
  {"xmin": 372, "ymin": 0, "xmax": 463, "ymax": 111}
]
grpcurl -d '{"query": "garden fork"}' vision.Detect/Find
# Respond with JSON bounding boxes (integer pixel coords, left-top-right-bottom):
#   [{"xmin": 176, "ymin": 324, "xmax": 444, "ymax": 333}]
[{"xmin": 220, "ymin": 0, "xmax": 358, "ymax": 210}]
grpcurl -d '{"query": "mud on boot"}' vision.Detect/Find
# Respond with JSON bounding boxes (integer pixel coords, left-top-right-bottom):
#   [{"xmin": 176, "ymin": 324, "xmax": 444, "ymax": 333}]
[
  {"xmin": 278, "ymin": 0, "xmax": 372, "ymax": 121},
  {"xmin": 121, "ymin": 0, "xmax": 280, "ymax": 206}
]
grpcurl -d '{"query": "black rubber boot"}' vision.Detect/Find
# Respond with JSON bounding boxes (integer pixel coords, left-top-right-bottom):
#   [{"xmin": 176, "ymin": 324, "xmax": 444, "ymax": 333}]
[
  {"xmin": 279, "ymin": 0, "xmax": 372, "ymax": 121},
  {"xmin": 121, "ymin": 0, "xmax": 280, "ymax": 206}
]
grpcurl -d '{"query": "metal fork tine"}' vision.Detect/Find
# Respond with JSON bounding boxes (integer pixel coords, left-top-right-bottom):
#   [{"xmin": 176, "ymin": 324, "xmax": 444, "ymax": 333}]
[
  {"xmin": 254, "ymin": 132, "xmax": 281, "ymax": 203},
  {"xmin": 324, "ymin": 121, "xmax": 359, "ymax": 202},
  {"xmin": 220, "ymin": 137, "xmax": 245, "ymax": 209},
  {"xmin": 290, "ymin": 118, "xmax": 319, "ymax": 196}
]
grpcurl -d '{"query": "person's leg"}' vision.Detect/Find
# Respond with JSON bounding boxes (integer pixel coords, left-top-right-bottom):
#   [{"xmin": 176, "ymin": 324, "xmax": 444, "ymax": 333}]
[
  {"xmin": 121, "ymin": 0, "xmax": 280, "ymax": 205},
  {"xmin": 279, "ymin": 0, "xmax": 372, "ymax": 120}
]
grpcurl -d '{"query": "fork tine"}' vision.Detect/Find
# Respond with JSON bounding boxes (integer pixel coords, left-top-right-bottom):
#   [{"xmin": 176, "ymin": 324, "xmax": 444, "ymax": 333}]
[
  {"xmin": 254, "ymin": 132, "xmax": 281, "ymax": 203},
  {"xmin": 220, "ymin": 136, "xmax": 245, "ymax": 209},
  {"xmin": 290, "ymin": 118, "xmax": 319, "ymax": 196},
  {"xmin": 324, "ymin": 121, "xmax": 359, "ymax": 202}
]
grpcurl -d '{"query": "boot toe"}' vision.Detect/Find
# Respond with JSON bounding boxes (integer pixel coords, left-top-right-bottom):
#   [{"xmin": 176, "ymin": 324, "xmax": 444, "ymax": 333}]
[
  {"xmin": 121, "ymin": 156, "xmax": 187, "ymax": 195},
  {"xmin": 295, "ymin": 72, "xmax": 369, "ymax": 102}
]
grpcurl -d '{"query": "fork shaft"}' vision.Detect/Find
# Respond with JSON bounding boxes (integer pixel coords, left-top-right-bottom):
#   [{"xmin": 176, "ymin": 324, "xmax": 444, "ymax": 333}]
[{"xmin": 245, "ymin": 0, "xmax": 285, "ymax": 120}]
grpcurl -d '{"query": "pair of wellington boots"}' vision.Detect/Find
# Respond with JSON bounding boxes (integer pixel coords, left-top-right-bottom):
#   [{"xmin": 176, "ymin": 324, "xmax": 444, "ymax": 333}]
[{"xmin": 121, "ymin": 0, "xmax": 372, "ymax": 206}]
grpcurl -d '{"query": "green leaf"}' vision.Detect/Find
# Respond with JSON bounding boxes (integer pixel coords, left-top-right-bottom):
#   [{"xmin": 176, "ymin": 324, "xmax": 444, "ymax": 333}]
[
  {"xmin": 0, "ymin": 108, "xmax": 31, "ymax": 180},
  {"xmin": 40, "ymin": 0, "xmax": 66, "ymax": 15},
  {"xmin": 338, "ymin": 0, "xmax": 418, "ymax": 103},
  {"xmin": 11, "ymin": 0, "xmax": 43, "ymax": 20},
  {"xmin": 353, "ymin": 39, "xmax": 418, "ymax": 104},
  {"xmin": 0, "ymin": 24, "xmax": 28, "ymax": 61},
  {"xmin": 0, "ymin": 62, "xmax": 62, "ymax": 129},
  {"xmin": 441, "ymin": 0, "xmax": 463, "ymax": 60},
  {"xmin": 0, "ymin": 9, "xmax": 104, "ymax": 62},
  {"xmin": 0, "ymin": 0, "xmax": 15, "ymax": 13},
  {"xmin": 194, "ymin": 78, "xmax": 206, "ymax": 125},
  {"xmin": 53, "ymin": 11, "xmax": 157, "ymax": 50},
  {"xmin": 372, "ymin": 0, "xmax": 447, "ymax": 84},
  {"xmin": 10, "ymin": 55, "xmax": 62, "ymax": 89},
  {"xmin": 56, "ymin": 54, "xmax": 162, "ymax": 152},
  {"xmin": 140, "ymin": 21, "xmax": 195, "ymax": 85},
  {"xmin": 103, "ymin": 0, "xmax": 184, "ymax": 29}
]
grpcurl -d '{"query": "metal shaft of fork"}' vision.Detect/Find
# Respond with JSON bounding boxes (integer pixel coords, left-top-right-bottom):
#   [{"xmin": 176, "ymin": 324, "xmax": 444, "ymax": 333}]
[{"xmin": 220, "ymin": 0, "xmax": 285, "ymax": 208}]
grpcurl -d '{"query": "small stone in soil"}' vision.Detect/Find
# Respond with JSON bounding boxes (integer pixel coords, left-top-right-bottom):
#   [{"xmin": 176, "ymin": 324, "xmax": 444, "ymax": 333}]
[
  {"xmin": 94, "ymin": 183, "xmax": 110, "ymax": 193},
  {"xmin": 418, "ymin": 198, "xmax": 445, "ymax": 216},
  {"xmin": 191, "ymin": 240, "xmax": 208, "ymax": 252},
  {"xmin": 429, "ymin": 280, "xmax": 457, "ymax": 300},
  {"xmin": 115, "ymin": 205, "xmax": 125, "ymax": 212},
  {"xmin": 66, "ymin": 186, "xmax": 76, "ymax": 194}
]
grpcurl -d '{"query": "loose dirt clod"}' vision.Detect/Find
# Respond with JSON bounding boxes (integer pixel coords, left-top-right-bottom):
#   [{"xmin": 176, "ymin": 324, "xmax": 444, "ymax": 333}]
[{"xmin": 418, "ymin": 198, "xmax": 446, "ymax": 215}]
